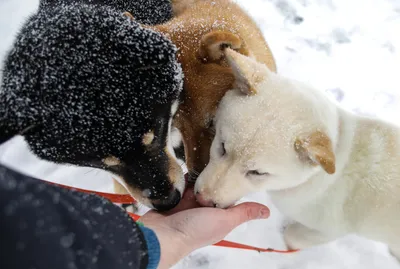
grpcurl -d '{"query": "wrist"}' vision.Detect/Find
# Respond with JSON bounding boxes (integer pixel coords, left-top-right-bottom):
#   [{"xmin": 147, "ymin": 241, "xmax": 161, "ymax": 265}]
[{"xmin": 146, "ymin": 224, "xmax": 189, "ymax": 269}]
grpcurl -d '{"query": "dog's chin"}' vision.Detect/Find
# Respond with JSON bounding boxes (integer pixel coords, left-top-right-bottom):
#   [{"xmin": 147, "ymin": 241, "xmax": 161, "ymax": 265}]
[
  {"xmin": 123, "ymin": 187, "xmax": 154, "ymax": 209},
  {"xmin": 217, "ymin": 194, "xmax": 266, "ymax": 209}
]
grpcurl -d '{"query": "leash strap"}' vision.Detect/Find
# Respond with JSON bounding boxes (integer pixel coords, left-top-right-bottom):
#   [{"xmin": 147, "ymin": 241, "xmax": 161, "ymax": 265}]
[{"xmin": 44, "ymin": 180, "xmax": 135, "ymax": 203}]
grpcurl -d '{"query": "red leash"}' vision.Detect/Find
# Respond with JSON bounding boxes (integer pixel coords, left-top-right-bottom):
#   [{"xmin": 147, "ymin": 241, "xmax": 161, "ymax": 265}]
[
  {"xmin": 45, "ymin": 181, "xmax": 135, "ymax": 203},
  {"xmin": 43, "ymin": 179, "xmax": 299, "ymax": 254}
]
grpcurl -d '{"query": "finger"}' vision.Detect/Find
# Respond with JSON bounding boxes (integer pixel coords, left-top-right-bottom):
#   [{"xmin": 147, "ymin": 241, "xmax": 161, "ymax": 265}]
[{"xmin": 225, "ymin": 202, "xmax": 270, "ymax": 228}]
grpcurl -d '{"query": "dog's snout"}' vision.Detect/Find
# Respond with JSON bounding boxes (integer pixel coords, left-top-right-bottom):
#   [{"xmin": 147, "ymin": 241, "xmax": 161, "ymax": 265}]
[
  {"xmin": 196, "ymin": 192, "xmax": 215, "ymax": 207},
  {"xmin": 151, "ymin": 189, "xmax": 181, "ymax": 211}
]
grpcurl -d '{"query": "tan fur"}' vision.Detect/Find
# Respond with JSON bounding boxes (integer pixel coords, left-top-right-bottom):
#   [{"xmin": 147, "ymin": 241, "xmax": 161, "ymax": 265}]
[
  {"xmin": 198, "ymin": 31, "xmax": 250, "ymax": 64},
  {"xmin": 166, "ymin": 147, "xmax": 181, "ymax": 184},
  {"xmin": 171, "ymin": 0, "xmax": 197, "ymax": 16},
  {"xmin": 142, "ymin": 131, "xmax": 155, "ymax": 146},
  {"xmin": 151, "ymin": 0, "xmax": 276, "ymax": 176},
  {"xmin": 123, "ymin": 11, "xmax": 135, "ymax": 20},
  {"xmin": 112, "ymin": 178, "xmax": 151, "ymax": 206},
  {"xmin": 113, "ymin": 179, "xmax": 129, "ymax": 194},
  {"xmin": 102, "ymin": 156, "xmax": 121, "ymax": 166},
  {"xmin": 294, "ymin": 131, "xmax": 336, "ymax": 174}
]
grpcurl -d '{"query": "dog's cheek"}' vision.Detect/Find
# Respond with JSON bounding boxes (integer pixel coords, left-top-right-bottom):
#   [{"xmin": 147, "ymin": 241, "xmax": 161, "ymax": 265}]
[{"xmin": 123, "ymin": 183, "xmax": 153, "ymax": 209}]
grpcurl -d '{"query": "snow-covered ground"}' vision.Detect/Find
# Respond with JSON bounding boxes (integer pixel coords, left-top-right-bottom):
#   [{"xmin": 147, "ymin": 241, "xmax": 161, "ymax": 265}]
[{"xmin": 1, "ymin": 0, "xmax": 400, "ymax": 268}]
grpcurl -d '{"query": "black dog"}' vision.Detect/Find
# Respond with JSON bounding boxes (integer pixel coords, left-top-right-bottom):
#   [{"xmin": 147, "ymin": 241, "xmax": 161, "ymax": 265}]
[{"xmin": 0, "ymin": 3, "xmax": 185, "ymax": 211}]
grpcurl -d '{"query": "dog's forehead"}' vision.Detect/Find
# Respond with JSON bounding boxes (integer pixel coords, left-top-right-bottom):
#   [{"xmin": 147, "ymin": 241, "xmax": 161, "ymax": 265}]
[
  {"xmin": 232, "ymin": 127, "xmax": 293, "ymax": 156},
  {"xmin": 217, "ymin": 92, "xmax": 308, "ymax": 159},
  {"xmin": 219, "ymin": 94, "xmax": 291, "ymax": 133}
]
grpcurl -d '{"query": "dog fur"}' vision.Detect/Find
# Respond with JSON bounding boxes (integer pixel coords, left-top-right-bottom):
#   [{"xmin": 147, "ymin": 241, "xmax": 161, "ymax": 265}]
[
  {"xmin": 195, "ymin": 49, "xmax": 400, "ymax": 260},
  {"xmin": 39, "ymin": 0, "xmax": 174, "ymax": 25},
  {"xmin": 151, "ymin": 0, "xmax": 277, "ymax": 181},
  {"xmin": 0, "ymin": 3, "xmax": 186, "ymax": 211}
]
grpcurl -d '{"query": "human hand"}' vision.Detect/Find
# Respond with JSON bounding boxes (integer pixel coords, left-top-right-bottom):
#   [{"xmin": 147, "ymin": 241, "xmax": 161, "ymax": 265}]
[{"xmin": 139, "ymin": 186, "xmax": 270, "ymax": 269}]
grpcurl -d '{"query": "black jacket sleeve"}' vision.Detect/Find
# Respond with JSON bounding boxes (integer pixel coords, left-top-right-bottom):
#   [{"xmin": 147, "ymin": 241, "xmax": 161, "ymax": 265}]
[{"xmin": 0, "ymin": 164, "xmax": 150, "ymax": 269}]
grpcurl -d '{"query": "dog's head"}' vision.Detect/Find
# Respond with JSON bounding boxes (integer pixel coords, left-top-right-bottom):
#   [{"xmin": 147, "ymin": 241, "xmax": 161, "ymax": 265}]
[
  {"xmin": 170, "ymin": 29, "xmax": 253, "ymax": 181},
  {"xmin": 195, "ymin": 49, "xmax": 338, "ymax": 208},
  {"xmin": 0, "ymin": 4, "xmax": 185, "ymax": 211}
]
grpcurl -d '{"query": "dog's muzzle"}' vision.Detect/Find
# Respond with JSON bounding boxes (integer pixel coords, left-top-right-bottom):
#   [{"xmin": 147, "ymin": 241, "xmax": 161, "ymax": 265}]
[{"xmin": 151, "ymin": 189, "xmax": 181, "ymax": 211}]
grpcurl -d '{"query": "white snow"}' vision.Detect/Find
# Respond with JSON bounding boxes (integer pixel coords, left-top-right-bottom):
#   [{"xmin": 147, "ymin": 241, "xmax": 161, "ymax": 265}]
[{"xmin": 1, "ymin": 0, "xmax": 400, "ymax": 268}]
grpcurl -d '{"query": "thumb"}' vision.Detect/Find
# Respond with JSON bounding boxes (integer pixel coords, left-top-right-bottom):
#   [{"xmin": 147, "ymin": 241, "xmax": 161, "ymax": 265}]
[{"xmin": 225, "ymin": 202, "xmax": 270, "ymax": 228}]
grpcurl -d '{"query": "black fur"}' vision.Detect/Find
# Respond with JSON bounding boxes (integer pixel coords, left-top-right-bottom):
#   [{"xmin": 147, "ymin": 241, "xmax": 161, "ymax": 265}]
[
  {"xmin": 0, "ymin": 3, "xmax": 184, "ymax": 208},
  {"xmin": 39, "ymin": 0, "xmax": 174, "ymax": 25}
]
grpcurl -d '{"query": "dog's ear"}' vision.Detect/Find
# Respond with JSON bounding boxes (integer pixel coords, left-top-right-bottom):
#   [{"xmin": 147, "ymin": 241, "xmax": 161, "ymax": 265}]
[
  {"xmin": 198, "ymin": 30, "xmax": 250, "ymax": 64},
  {"xmin": 294, "ymin": 131, "xmax": 336, "ymax": 174},
  {"xmin": 224, "ymin": 48, "xmax": 269, "ymax": 95}
]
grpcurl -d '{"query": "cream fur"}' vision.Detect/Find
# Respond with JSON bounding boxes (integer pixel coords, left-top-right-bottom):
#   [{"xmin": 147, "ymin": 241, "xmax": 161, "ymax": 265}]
[{"xmin": 194, "ymin": 49, "xmax": 400, "ymax": 260}]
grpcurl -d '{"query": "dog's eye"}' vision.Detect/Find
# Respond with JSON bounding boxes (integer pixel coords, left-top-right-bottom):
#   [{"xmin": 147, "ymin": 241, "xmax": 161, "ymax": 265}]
[
  {"xmin": 246, "ymin": 170, "xmax": 269, "ymax": 177},
  {"xmin": 220, "ymin": 142, "xmax": 226, "ymax": 156}
]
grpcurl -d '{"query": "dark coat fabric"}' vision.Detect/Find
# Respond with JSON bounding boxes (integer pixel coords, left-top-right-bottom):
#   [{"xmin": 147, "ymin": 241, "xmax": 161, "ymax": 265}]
[{"xmin": 0, "ymin": 164, "xmax": 151, "ymax": 269}]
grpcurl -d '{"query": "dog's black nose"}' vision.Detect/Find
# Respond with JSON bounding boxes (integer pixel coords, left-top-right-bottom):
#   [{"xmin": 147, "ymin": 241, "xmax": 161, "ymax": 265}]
[{"xmin": 151, "ymin": 189, "xmax": 181, "ymax": 211}]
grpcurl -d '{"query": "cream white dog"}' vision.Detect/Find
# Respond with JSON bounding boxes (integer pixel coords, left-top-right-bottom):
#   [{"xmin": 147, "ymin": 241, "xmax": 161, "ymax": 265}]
[{"xmin": 194, "ymin": 48, "xmax": 400, "ymax": 260}]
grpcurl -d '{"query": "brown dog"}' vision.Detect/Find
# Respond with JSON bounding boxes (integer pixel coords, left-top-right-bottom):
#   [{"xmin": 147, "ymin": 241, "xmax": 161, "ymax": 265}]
[
  {"xmin": 156, "ymin": 0, "xmax": 277, "ymax": 181},
  {"xmin": 114, "ymin": 0, "xmax": 276, "ymax": 204}
]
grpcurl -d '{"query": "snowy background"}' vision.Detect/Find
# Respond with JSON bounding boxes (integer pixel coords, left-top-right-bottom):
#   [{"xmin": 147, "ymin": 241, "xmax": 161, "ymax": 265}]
[{"xmin": 1, "ymin": 0, "xmax": 400, "ymax": 268}]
